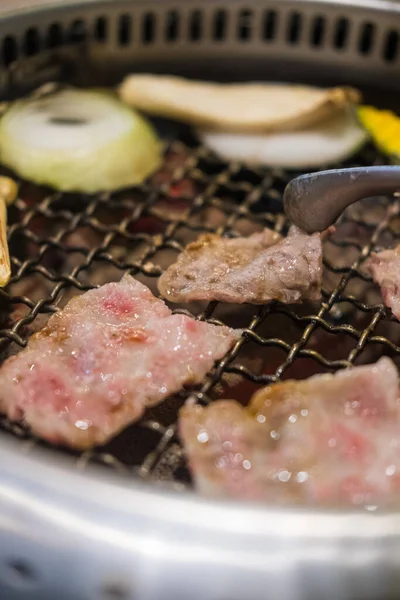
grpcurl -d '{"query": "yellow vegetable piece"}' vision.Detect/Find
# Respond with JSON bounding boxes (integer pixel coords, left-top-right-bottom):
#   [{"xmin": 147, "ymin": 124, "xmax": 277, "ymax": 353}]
[
  {"xmin": 0, "ymin": 197, "xmax": 10, "ymax": 287},
  {"xmin": 0, "ymin": 176, "xmax": 17, "ymax": 286},
  {"xmin": 358, "ymin": 106, "xmax": 400, "ymax": 159},
  {"xmin": 0, "ymin": 176, "xmax": 18, "ymax": 206}
]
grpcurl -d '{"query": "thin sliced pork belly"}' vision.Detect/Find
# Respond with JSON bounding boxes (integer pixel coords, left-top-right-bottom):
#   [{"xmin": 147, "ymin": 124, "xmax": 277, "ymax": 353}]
[
  {"xmin": 367, "ymin": 247, "xmax": 400, "ymax": 319},
  {"xmin": 158, "ymin": 226, "xmax": 323, "ymax": 305},
  {"xmin": 180, "ymin": 358, "xmax": 400, "ymax": 506},
  {"xmin": 0, "ymin": 275, "xmax": 240, "ymax": 449}
]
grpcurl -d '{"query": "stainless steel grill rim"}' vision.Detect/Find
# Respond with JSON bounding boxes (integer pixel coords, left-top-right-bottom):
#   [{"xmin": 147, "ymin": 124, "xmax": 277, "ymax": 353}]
[{"xmin": 1, "ymin": 1, "xmax": 400, "ymax": 599}]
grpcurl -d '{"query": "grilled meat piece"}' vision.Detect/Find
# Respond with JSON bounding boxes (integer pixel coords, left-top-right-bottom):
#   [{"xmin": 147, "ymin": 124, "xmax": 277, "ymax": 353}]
[
  {"xmin": 0, "ymin": 275, "xmax": 240, "ymax": 449},
  {"xmin": 368, "ymin": 246, "xmax": 400, "ymax": 319},
  {"xmin": 180, "ymin": 357, "xmax": 400, "ymax": 506},
  {"xmin": 158, "ymin": 226, "xmax": 323, "ymax": 305}
]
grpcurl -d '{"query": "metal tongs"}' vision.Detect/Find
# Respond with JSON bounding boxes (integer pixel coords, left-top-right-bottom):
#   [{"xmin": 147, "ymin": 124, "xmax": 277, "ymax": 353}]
[{"xmin": 283, "ymin": 166, "xmax": 400, "ymax": 233}]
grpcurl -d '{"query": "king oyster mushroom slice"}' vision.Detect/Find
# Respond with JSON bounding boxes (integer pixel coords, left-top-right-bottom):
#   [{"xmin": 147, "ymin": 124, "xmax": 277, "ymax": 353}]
[{"xmin": 118, "ymin": 74, "xmax": 361, "ymax": 133}]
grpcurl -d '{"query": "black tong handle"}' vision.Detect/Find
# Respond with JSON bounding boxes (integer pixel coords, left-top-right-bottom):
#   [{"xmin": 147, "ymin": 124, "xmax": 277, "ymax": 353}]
[{"xmin": 283, "ymin": 166, "xmax": 400, "ymax": 233}]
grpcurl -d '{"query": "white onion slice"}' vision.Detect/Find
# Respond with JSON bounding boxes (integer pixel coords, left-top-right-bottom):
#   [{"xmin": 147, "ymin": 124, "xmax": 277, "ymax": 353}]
[
  {"xmin": 198, "ymin": 108, "xmax": 368, "ymax": 169},
  {"xmin": 0, "ymin": 88, "xmax": 162, "ymax": 193}
]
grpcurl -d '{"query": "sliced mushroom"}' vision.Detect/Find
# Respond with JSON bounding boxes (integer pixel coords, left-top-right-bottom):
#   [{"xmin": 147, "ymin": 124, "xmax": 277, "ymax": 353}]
[{"xmin": 118, "ymin": 74, "xmax": 361, "ymax": 133}]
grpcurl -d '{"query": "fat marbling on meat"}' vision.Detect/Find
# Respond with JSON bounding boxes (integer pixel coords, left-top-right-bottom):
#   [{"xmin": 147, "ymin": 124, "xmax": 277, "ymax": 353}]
[
  {"xmin": 158, "ymin": 226, "xmax": 323, "ymax": 304},
  {"xmin": 368, "ymin": 246, "xmax": 400, "ymax": 319},
  {"xmin": 0, "ymin": 275, "xmax": 240, "ymax": 449},
  {"xmin": 180, "ymin": 357, "xmax": 400, "ymax": 506}
]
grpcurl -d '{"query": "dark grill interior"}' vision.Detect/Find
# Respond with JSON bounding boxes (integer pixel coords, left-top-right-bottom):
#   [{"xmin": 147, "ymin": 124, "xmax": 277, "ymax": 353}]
[{"xmin": 0, "ymin": 123, "xmax": 399, "ymax": 488}]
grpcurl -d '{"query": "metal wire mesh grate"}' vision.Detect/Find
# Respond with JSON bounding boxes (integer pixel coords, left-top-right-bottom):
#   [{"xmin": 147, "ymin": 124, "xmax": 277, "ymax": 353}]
[{"xmin": 0, "ymin": 132, "xmax": 400, "ymax": 488}]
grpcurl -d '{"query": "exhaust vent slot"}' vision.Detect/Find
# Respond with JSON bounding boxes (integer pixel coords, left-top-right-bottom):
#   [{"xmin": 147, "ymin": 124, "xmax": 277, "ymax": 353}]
[
  {"xmin": 263, "ymin": 10, "xmax": 277, "ymax": 41},
  {"xmin": 165, "ymin": 10, "xmax": 180, "ymax": 42},
  {"xmin": 310, "ymin": 16, "xmax": 326, "ymax": 48},
  {"xmin": 118, "ymin": 14, "xmax": 132, "ymax": 46},
  {"xmin": 189, "ymin": 10, "xmax": 203, "ymax": 42},
  {"xmin": 358, "ymin": 22, "xmax": 375, "ymax": 55},
  {"xmin": 3, "ymin": 35, "xmax": 18, "ymax": 66},
  {"xmin": 213, "ymin": 10, "xmax": 227, "ymax": 42},
  {"xmin": 95, "ymin": 16, "xmax": 108, "ymax": 43},
  {"xmin": 286, "ymin": 12, "xmax": 302, "ymax": 45},
  {"xmin": 141, "ymin": 12, "xmax": 156, "ymax": 45},
  {"xmin": 383, "ymin": 29, "xmax": 399, "ymax": 62},
  {"xmin": 237, "ymin": 9, "xmax": 253, "ymax": 42},
  {"xmin": 333, "ymin": 17, "xmax": 350, "ymax": 50},
  {"xmin": 23, "ymin": 28, "xmax": 40, "ymax": 57},
  {"xmin": 46, "ymin": 23, "xmax": 64, "ymax": 48},
  {"xmin": 68, "ymin": 19, "xmax": 87, "ymax": 44}
]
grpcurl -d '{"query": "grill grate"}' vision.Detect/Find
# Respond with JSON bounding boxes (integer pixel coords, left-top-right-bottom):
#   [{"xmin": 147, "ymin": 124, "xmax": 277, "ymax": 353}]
[{"xmin": 0, "ymin": 133, "xmax": 399, "ymax": 488}]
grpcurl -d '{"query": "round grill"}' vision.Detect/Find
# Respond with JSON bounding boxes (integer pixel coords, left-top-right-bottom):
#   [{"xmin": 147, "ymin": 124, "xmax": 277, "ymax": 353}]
[{"xmin": 2, "ymin": 1, "xmax": 400, "ymax": 599}]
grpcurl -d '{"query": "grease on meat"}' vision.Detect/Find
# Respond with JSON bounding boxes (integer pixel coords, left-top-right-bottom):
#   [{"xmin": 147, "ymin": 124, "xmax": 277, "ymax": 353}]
[
  {"xmin": 0, "ymin": 275, "xmax": 240, "ymax": 449},
  {"xmin": 180, "ymin": 358, "xmax": 400, "ymax": 506},
  {"xmin": 158, "ymin": 226, "xmax": 323, "ymax": 305}
]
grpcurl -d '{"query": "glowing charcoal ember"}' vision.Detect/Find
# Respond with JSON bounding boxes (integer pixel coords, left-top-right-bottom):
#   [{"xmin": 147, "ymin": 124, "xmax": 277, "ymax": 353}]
[{"xmin": 0, "ymin": 275, "xmax": 240, "ymax": 449}]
